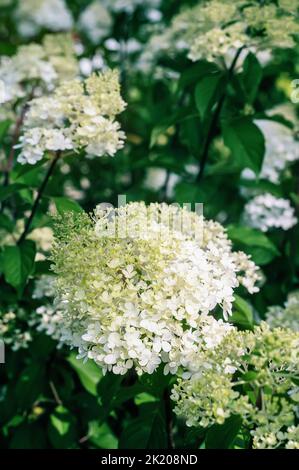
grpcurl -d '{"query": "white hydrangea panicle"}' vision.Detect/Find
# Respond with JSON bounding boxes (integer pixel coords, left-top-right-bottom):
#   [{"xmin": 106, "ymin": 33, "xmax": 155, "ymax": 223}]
[
  {"xmin": 17, "ymin": 69, "xmax": 126, "ymax": 164},
  {"xmin": 140, "ymin": 0, "xmax": 299, "ymax": 68},
  {"xmin": 243, "ymin": 193, "xmax": 298, "ymax": 232},
  {"xmin": 51, "ymin": 202, "xmax": 260, "ymax": 375},
  {"xmin": 171, "ymin": 323, "xmax": 299, "ymax": 448},
  {"xmin": 0, "ymin": 33, "xmax": 78, "ymax": 106},
  {"xmin": 15, "ymin": 0, "xmax": 73, "ymax": 38}
]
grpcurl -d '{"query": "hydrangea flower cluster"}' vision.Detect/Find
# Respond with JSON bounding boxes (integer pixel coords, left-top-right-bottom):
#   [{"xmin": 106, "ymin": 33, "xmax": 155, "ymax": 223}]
[
  {"xmin": 243, "ymin": 193, "xmax": 298, "ymax": 232},
  {"xmin": 33, "ymin": 275, "xmax": 72, "ymax": 346},
  {"xmin": 0, "ymin": 33, "xmax": 78, "ymax": 105},
  {"xmin": 0, "ymin": 308, "xmax": 32, "ymax": 351},
  {"xmin": 141, "ymin": 0, "xmax": 299, "ymax": 65},
  {"xmin": 15, "ymin": 0, "xmax": 73, "ymax": 38},
  {"xmin": 17, "ymin": 69, "xmax": 126, "ymax": 164},
  {"xmin": 171, "ymin": 323, "xmax": 299, "ymax": 449},
  {"xmin": 266, "ymin": 291, "xmax": 299, "ymax": 332},
  {"xmin": 242, "ymin": 120, "xmax": 299, "ymax": 184},
  {"xmin": 51, "ymin": 202, "xmax": 260, "ymax": 375},
  {"xmin": 0, "ymin": 275, "xmax": 77, "ymax": 350}
]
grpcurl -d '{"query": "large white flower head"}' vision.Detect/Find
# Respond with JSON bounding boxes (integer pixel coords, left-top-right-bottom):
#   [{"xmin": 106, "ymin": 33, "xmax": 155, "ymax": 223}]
[
  {"xmin": 51, "ymin": 202, "xmax": 260, "ymax": 375},
  {"xmin": 141, "ymin": 0, "xmax": 299, "ymax": 66},
  {"xmin": 15, "ymin": 0, "xmax": 73, "ymax": 38},
  {"xmin": 266, "ymin": 291, "xmax": 299, "ymax": 332},
  {"xmin": 243, "ymin": 193, "xmax": 298, "ymax": 232},
  {"xmin": 17, "ymin": 69, "xmax": 126, "ymax": 164},
  {"xmin": 0, "ymin": 33, "xmax": 78, "ymax": 105},
  {"xmin": 171, "ymin": 323, "xmax": 299, "ymax": 448}
]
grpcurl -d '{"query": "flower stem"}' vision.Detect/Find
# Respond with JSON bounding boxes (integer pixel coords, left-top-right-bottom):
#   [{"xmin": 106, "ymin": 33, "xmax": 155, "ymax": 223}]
[
  {"xmin": 164, "ymin": 387, "xmax": 175, "ymax": 449},
  {"xmin": 17, "ymin": 152, "xmax": 60, "ymax": 245},
  {"xmin": 3, "ymin": 90, "xmax": 35, "ymax": 188},
  {"xmin": 196, "ymin": 46, "xmax": 245, "ymax": 183}
]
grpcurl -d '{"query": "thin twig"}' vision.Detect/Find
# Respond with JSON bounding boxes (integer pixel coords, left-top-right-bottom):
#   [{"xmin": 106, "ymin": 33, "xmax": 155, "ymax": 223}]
[
  {"xmin": 49, "ymin": 380, "xmax": 63, "ymax": 406},
  {"xmin": 3, "ymin": 89, "xmax": 35, "ymax": 188},
  {"xmin": 17, "ymin": 151, "xmax": 60, "ymax": 245}
]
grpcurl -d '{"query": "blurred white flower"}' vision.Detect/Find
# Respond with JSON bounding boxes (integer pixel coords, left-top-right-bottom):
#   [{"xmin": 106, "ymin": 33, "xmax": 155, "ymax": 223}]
[
  {"xmin": 243, "ymin": 193, "xmax": 297, "ymax": 232},
  {"xmin": 16, "ymin": 0, "xmax": 73, "ymax": 38},
  {"xmin": 143, "ymin": 168, "xmax": 180, "ymax": 199},
  {"xmin": 0, "ymin": 309, "xmax": 32, "ymax": 351},
  {"xmin": 79, "ymin": 2, "xmax": 112, "ymax": 44},
  {"xmin": 146, "ymin": 9, "xmax": 162, "ymax": 23},
  {"xmin": 0, "ymin": 34, "xmax": 78, "ymax": 106},
  {"xmin": 266, "ymin": 291, "xmax": 299, "ymax": 332},
  {"xmin": 242, "ymin": 120, "xmax": 299, "ymax": 184}
]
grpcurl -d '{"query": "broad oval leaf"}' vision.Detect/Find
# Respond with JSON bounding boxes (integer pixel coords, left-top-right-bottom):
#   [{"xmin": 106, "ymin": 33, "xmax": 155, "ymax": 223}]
[{"xmin": 222, "ymin": 118, "xmax": 265, "ymax": 174}]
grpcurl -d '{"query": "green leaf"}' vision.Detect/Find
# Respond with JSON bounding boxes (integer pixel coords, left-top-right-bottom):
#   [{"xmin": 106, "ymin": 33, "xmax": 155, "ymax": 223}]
[
  {"xmin": 14, "ymin": 159, "xmax": 46, "ymax": 180},
  {"xmin": 222, "ymin": 118, "xmax": 265, "ymax": 174},
  {"xmin": 139, "ymin": 366, "xmax": 172, "ymax": 398},
  {"xmin": 0, "ymin": 213, "xmax": 15, "ymax": 233},
  {"xmin": 179, "ymin": 116, "xmax": 202, "ymax": 159},
  {"xmin": 119, "ymin": 403, "xmax": 167, "ymax": 449},
  {"xmin": 88, "ymin": 422, "xmax": 118, "ymax": 449},
  {"xmin": 67, "ymin": 353, "xmax": 102, "ymax": 396},
  {"xmin": 9, "ymin": 423, "xmax": 47, "ymax": 449},
  {"xmin": 242, "ymin": 371, "xmax": 258, "ymax": 382},
  {"xmin": 0, "ymin": 183, "xmax": 27, "ymax": 202},
  {"xmin": 241, "ymin": 53, "xmax": 263, "ymax": 103},
  {"xmin": 97, "ymin": 373, "xmax": 123, "ymax": 420},
  {"xmin": 53, "ymin": 197, "xmax": 83, "ymax": 215},
  {"xmin": 15, "ymin": 363, "xmax": 45, "ymax": 411},
  {"xmin": 3, "ymin": 241, "xmax": 36, "ymax": 290},
  {"xmin": 134, "ymin": 393, "xmax": 158, "ymax": 406},
  {"xmin": 30, "ymin": 334, "xmax": 56, "ymax": 360},
  {"xmin": 227, "ymin": 225, "xmax": 279, "ymax": 265},
  {"xmin": 113, "ymin": 383, "xmax": 145, "ymax": 408},
  {"xmin": 246, "ymin": 246, "xmax": 278, "ymax": 265},
  {"xmin": 179, "ymin": 61, "xmax": 220, "ymax": 88},
  {"xmin": 20, "ymin": 239, "xmax": 36, "ymax": 283},
  {"xmin": 205, "ymin": 415, "xmax": 242, "ymax": 449},
  {"xmin": 3, "ymin": 245, "xmax": 21, "ymax": 288},
  {"xmin": 230, "ymin": 295, "xmax": 254, "ymax": 329},
  {"xmin": 150, "ymin": 123, "xmax": 170, "ymax": 148},
  {"xmin": 195, "ymin": 72, "xmax": 223, "ymax": 119},
  {"xmin": 0, "ymin": 119, "xmax": 11, "ymax": 142},
  {"xmin": 48, "ymin": 406, "xmax": 77, "ymax": 449},
  {"xmin": 149, "ymin": 108, "xmax": 191, "ymax": 148}
]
